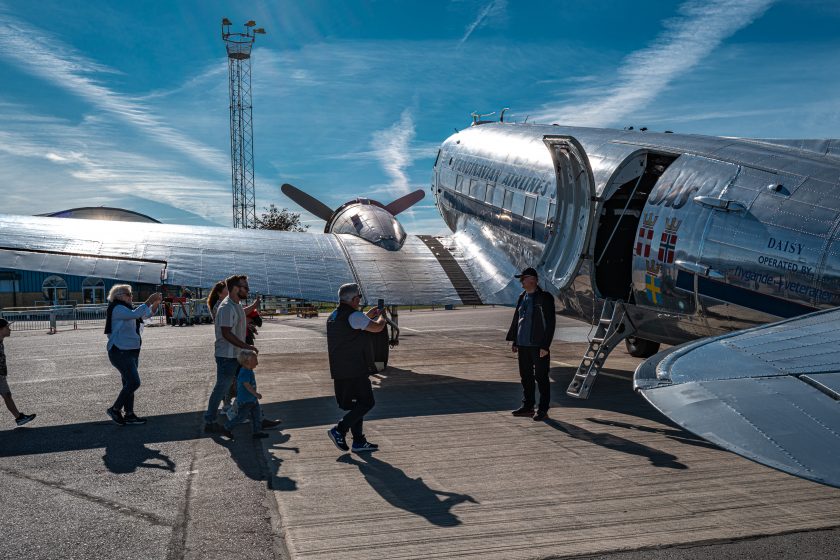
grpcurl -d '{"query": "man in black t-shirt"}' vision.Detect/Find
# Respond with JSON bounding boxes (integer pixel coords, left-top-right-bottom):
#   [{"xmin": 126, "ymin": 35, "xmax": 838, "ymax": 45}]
[{"xmin": 326, "ymin": 283, "xmax": 387, "ymax": 453}]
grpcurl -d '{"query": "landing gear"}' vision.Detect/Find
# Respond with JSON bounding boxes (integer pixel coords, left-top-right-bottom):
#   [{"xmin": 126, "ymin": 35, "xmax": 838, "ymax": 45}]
[{"xmin": 625, "ymin": 336, "xmax": 660, "ymax": 358}]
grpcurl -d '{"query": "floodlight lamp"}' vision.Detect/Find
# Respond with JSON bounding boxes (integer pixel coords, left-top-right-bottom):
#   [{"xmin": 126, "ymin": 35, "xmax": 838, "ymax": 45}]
[
  {"xmin": 222, "ymin": 17, "xmax": 232, "ymax": 26},
  {"xmin": 254, "ymin": 28, "xmax": 266, "ymax": 34},
  {"xmin": 245, "ymin": 20, "xmax": 256, "ymax": 27}
]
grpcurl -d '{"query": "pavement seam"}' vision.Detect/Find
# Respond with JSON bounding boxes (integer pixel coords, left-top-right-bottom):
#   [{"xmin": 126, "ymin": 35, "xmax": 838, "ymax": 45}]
[
  {"xmin": 0, "ymin": 465, "xmax": 171, "ymax": 527},
  {"xmin": 258, "ymin": 437, "xmax": 294, "ymax": 560},
  {"xmin": 165, "ymin": 436, "xmax": 200, "ymax": 560}
]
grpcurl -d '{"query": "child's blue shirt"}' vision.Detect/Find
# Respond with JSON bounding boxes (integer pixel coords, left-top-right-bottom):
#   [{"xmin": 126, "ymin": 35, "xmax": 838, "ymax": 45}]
[{"xmin": 236, "ymin": 367, "xmax": 257, "ymax": 404}]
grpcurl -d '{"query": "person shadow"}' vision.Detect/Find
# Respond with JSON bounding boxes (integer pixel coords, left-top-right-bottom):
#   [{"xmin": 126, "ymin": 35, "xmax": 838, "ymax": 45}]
[
  {"xmin": 102, "ymin": 431, "xmax": 176, "ymax": 474},
  {"xmin": 542, "ymin": 417, "xmax": 688, "ymax": 469},
  {"xmin": 337, "ymin": 453, "xmax": 477, "ymax": 527},
  {"xmin": 213, "ymin": 429, "xmax": 300, "ymax": 491}
]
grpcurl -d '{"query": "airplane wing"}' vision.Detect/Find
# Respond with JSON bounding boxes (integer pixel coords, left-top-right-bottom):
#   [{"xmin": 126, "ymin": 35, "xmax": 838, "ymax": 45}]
[
  {"xmin": 0, "ymin": 213, "xmax": 500, "ymax": 306},
  {"xmin": 634, "ymin": 308, "xmax": 840, "ymax": 488}
]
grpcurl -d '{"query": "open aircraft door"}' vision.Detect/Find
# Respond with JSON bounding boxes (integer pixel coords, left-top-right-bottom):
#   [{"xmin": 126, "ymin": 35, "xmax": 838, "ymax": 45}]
[{"xmin": 539, "ymin": 136, "xmax": 596, "ymax": 292}]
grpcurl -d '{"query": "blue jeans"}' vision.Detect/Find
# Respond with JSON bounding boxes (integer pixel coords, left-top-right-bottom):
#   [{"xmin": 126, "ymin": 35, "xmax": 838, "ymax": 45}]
[
  {"xmin": 224, "ymin": 401, "xmax": 261, "ymax": 432},
  {"xmin": 108, "ymin": 346, "xmax": 141, "ymax": 414},
  {"xmin": 205, "ymin": 357, "xmax": 240, "ymax": 424}
]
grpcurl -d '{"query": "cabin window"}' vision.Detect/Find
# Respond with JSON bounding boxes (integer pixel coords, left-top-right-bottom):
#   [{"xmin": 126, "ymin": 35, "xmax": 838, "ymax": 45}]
[
  {"xmin": 512, "ymin": 192, "xmax": 526, "ymax": 215},
  {"xmin": 474, "ymin": 182, "xmax": 486, "ymax": 201},
  {"xmin": 502, "ymin": 189, "xmax": 514, "ymax": 211},
  {"xmin": 493, "ymin": 184, "xmax": 505, "ymax": 207},
  {"xmin": 523, "ymin": 195, "xmax": 537, "ymax": 219},
  {"xmin": 468, "ymin": 178, "xmax": 479, "ymax": 198},
  {"xmin": 485, "ymin": 184, "xmax": 495, "ymax": 204},
  {"xmin": 455, "ymin": 174, "xmax": 464, "ymax": 192},
  {"xmin": 535, "ymin": 197, "xmax": 549, "ymax": 222}
]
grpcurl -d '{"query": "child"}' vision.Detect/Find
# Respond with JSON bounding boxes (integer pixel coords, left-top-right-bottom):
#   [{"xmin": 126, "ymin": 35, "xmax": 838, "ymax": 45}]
[
  {"xmin": 0, "ymin": 319, "xmax": 36, "ymax": 427},
  {"xmin": 221, "ymin": 349, "xmax": 268, "ymax": 440}
]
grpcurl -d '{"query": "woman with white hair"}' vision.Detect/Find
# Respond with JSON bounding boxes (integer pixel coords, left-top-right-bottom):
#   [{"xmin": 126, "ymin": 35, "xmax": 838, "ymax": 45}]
[{"xmin": 104, "ymin": 284, "xmax": 162, "ymax": 425}]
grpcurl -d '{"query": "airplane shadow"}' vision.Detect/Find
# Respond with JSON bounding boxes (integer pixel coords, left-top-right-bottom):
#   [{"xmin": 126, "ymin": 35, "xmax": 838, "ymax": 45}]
[
  {"xmin": 0, "ymin": 365, "xmax": 698, "ymax": 482},
  {"xmin": 337, "ymin": 453, "xmax": 478, "ymax": 527}
]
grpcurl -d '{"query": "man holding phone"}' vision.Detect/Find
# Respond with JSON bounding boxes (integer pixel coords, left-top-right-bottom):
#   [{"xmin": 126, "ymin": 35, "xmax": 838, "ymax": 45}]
[{"xmin": 326, "ymin": 283, "xmax": 387, "ymax": 453}]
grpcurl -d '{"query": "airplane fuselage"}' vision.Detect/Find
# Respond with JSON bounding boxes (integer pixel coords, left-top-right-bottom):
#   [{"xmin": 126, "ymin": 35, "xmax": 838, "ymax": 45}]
[{"xmin": 432, "ymin": 123, "xmax": 840, "ymax": 346}]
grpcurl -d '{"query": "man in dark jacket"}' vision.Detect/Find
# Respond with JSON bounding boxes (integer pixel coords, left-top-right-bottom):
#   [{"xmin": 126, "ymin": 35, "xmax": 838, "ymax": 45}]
[
  {"xmin": 326, "ymin": 283, "xmax": 387, "ymax": 453},
  {"xmin": 505, "ymin": 267, "xmax": 556, "ymax": 421}
]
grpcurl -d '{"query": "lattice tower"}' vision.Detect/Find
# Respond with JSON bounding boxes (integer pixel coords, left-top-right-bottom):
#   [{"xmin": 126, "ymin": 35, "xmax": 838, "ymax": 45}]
[{"xmin": 221, "ymin": 19, "xmax": 266, "ymax": 228}]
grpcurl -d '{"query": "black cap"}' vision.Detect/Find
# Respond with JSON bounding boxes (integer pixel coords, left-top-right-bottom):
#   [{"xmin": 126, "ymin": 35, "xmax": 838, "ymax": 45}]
[{"xmin": 514, "ymin": 267, "xmax": 538, "ymax": 279}]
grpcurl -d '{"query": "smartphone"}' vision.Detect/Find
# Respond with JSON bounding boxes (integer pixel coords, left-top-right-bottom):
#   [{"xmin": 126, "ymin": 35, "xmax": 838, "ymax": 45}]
[{"xmin": 377, "ymin": 298, "xmax": 385, "ymax": 310}]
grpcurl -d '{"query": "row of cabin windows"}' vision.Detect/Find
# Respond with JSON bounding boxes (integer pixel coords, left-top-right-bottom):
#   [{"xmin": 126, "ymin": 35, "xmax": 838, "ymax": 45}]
[{"xmin": 452, "ymin": 174, "xmax": 555, "ymax": 224}]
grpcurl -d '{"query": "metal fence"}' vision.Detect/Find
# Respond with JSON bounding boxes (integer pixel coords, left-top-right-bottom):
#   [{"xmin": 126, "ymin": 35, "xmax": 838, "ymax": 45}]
[{"xmin": 0, "ymin": 303, "xmax": 167, "ymax": 333}]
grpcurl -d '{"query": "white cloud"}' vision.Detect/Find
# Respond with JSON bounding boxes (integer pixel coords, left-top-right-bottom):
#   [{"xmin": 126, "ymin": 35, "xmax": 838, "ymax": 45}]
[
  {"xmin": 0, "ymin": 15, "xmax": 228, "ymax": 173},
  {"xmin": 531, "ymin": 0, "xmax": 775, "ymax": 126},
  {"xmin": 459, "ymin": 0, "xmax": 507, "ymax": 46},
  {"xmin": 370, "ymin": 109, "xmax": 416, "ymax": 198}
]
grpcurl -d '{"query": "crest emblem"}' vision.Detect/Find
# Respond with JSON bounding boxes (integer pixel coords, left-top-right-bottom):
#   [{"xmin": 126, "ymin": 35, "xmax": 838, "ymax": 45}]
[
  {"xmin": 657, "ymin": 217, "xmax": 682, "ymax": 264},
  {"xmin": 644, "ymin": 259, "xmax": 663, "ymax": 305},
  {"xmin": 635, "ymin": 213, "xmax": 657, "ymax": 257}
]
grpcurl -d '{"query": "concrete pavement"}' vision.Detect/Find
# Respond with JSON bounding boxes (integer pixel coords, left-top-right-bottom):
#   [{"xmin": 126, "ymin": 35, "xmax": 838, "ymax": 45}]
[{"xmin": 1, "ymin": 307, "xmax": 839, "ymax": 559}]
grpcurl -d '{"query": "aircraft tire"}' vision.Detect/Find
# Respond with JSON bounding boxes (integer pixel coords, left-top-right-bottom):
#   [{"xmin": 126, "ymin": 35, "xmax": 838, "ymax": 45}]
[{"xmin": 625, "ymin": 336, "xmax": 660, "ymax": 358}]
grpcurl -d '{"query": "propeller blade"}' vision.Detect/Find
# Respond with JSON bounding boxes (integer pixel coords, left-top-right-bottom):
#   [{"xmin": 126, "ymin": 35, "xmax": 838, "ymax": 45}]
[
  {"xmin": 384, "ymin": 189, "xmax": 426, "ymax": 216},
  {"xmin": 280, "ymin": 183, "xmax": 334, "ymax": 222}
]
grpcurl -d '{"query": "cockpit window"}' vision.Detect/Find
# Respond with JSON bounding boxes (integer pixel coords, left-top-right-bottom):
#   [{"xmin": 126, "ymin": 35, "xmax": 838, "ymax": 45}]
[
  {"xmin": 455, "ymin": 175, "xmax": 464, "ymax": 192},
  {"xmin": 485, "ymin": 184, "xmax": 495, "ymax": 204},
  {"xmin": 434, "ymin": 149, "xmax": 441, "ymax": 167}
]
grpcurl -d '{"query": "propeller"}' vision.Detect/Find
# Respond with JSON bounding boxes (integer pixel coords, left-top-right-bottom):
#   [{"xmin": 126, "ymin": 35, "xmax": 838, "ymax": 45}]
[
  {"xmin": 281, "ymin": 183, "xmax": 334, "ymax": 222},
  {"xmin": 384, "ymin": 189, "xmax": 425, "ymax": 216},
  {"xmin": 282, "ymin": 183, "xmax": 426, "ymax": 221}
]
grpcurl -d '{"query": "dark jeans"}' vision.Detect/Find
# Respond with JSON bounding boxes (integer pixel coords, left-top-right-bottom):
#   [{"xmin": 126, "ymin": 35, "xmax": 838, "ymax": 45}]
[
  {"xmin": 108, "ymin": 346, "xmax": 141, "ymax": 414},
  {"xmin": 205, "ymin": 357, "xmax": 239, "ymax": 424},
  {"xmin": 224, "ymin": 401, "xmax": 261, "ymax": 433},
  {"xmin": 517, "ymin": 346, "xmax": 550, "ymax": 412},
  {"xmin": 334, "ymin": 376, "xmax": 375, "ymax": 441}
]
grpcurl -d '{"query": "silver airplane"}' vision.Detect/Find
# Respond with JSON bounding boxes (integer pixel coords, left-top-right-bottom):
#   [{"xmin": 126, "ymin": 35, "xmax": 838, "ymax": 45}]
[{"xmin": 1, "ymin": 119, "xmax": 839, "ymax": 488}]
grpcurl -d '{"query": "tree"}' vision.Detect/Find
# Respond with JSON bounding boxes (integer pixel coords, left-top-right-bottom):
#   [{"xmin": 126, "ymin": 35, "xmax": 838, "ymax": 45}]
[{"xmin": 255, "ymin": 204, "xmax": 309, "ymax": 232}]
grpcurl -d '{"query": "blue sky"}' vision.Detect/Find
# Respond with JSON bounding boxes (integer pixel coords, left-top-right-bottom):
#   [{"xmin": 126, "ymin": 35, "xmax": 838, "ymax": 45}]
[{"xmin": 1, "ymin": 0, "xmax": 839, "ymax": 233}]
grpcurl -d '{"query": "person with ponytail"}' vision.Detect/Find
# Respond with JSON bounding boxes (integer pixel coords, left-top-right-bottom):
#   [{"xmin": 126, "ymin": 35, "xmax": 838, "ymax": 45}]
[{"xmin": 104, "ymin": 285, "xmax": 161, "ymax": 426}]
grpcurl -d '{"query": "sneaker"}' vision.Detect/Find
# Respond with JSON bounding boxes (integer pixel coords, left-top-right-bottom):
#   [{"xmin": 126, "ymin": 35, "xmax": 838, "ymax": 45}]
[
  {"xmin": 204, "ymin": 422, "xmax": 219, "ymax": 434},
  {"xmin": 261, "ymin": 418, "xmax": 282, "ymax": 429},
  {"xmin": 220, "ymin": 428, "xmax": 234, "ymax": 440},
  {"xmin": 106, "ymin": 407, "xmax": 125, "ymax": 426},
  {"xmin": 533, "ymin": 410, "xmax": 549, "ymax": 421},
  {"xmin": 15, "ymin": 413, "xmax": 36, "ymax": 426},
  {"xmin": 512, "ymin": 406, "xmax": 535, "ymax": 417},
  {"xmin": 252, "ymin": 431, "xmax": 269, "ymax": 439},
  {"xmin": 352, "ymin": 441, "xmax": 379, "ymax": 452},
  {"xmin": 124, "ymin": 413, "xmax": 147, "ymax": 425},
  {"xmin": 328, "ymin": 427, "xmax": 349, "ymax": 452}
]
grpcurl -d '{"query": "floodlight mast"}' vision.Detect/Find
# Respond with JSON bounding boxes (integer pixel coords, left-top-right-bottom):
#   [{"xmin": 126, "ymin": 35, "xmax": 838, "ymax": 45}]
[{"xmin": 221, "ymin": 18, "xmax": 266, "ymax": 228}]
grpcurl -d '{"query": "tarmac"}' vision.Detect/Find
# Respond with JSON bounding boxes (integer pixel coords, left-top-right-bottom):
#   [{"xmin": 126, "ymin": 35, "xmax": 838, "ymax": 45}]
[{"xmin": 1, "ymin": 306, "xmax": 839, "ymax": 560}]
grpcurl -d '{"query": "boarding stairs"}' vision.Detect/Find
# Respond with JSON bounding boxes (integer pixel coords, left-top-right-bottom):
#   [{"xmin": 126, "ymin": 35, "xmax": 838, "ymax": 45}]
[{"xmin": 566, "ymin": 299, "xmax": 636, "ymax": 399}]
